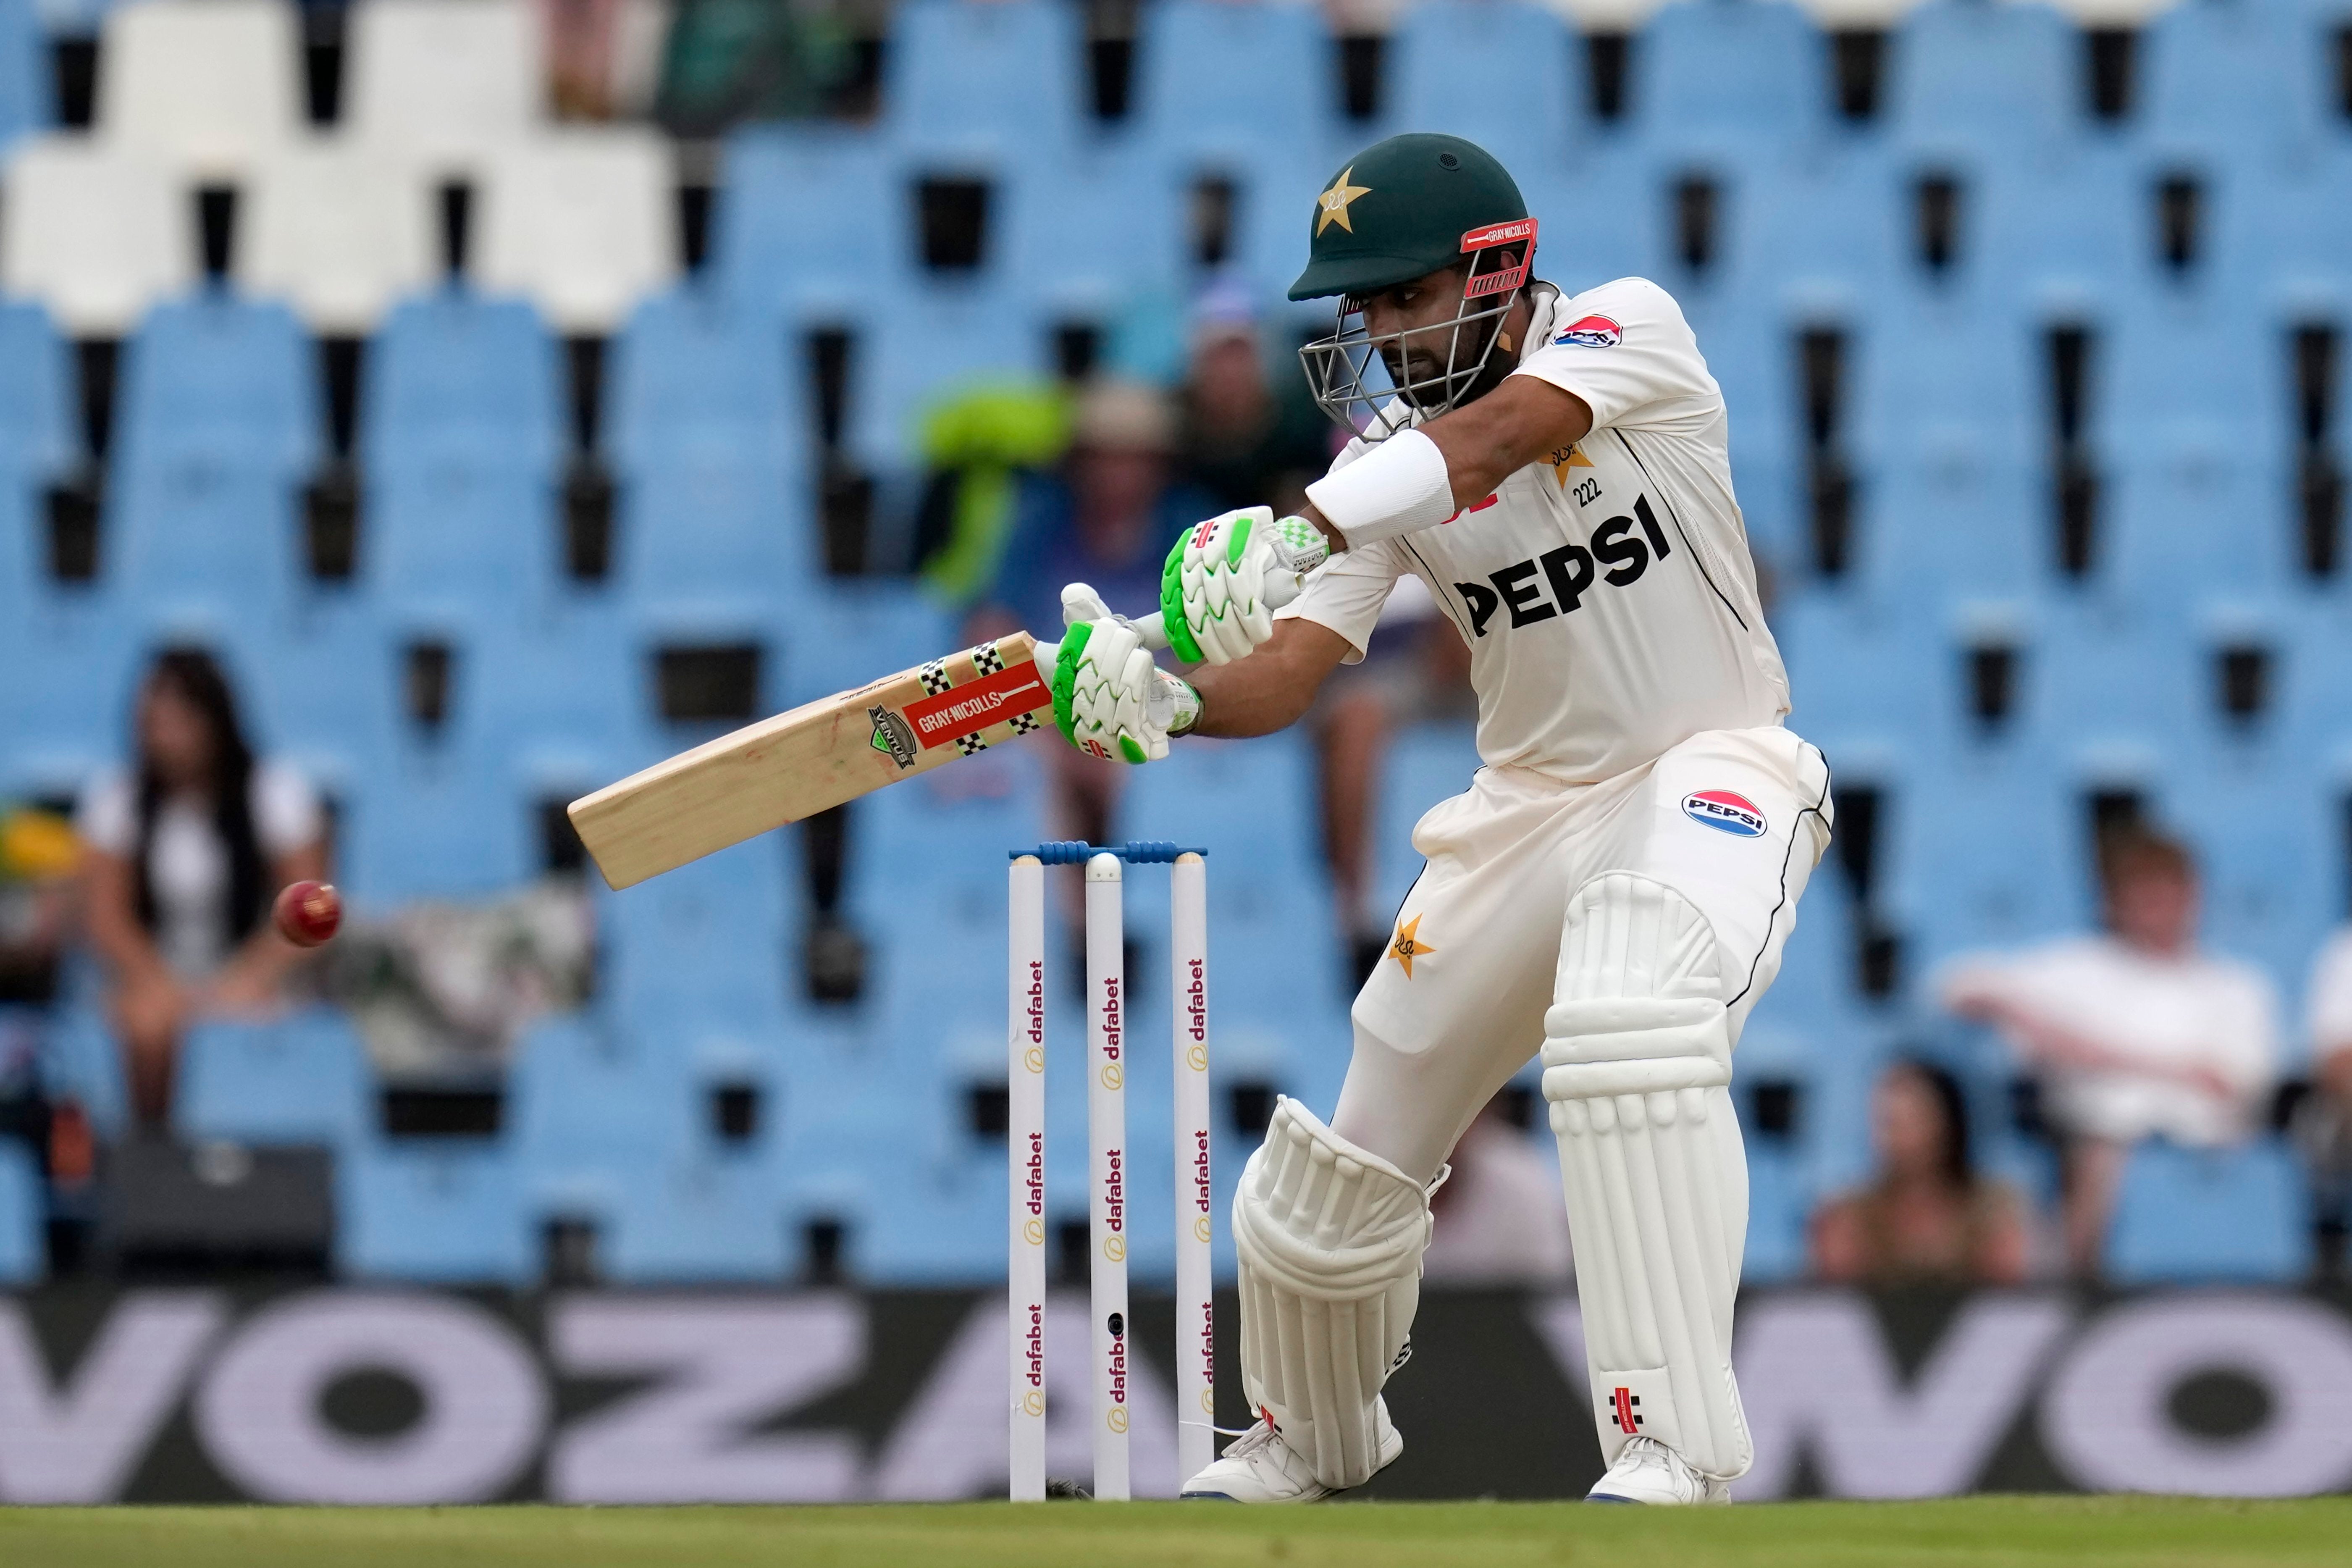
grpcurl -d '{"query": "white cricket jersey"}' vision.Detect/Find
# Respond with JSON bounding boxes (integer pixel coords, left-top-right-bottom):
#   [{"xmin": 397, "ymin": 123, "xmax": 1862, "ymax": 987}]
[{"xmin": 1282, "ymin": 276, "xmax": 1791, "ymax": 785}]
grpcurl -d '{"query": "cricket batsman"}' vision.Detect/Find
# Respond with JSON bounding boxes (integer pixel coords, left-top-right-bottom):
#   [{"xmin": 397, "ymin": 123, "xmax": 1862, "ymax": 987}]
[{"xmin": 1050, "ymin": 132, "xmax": 1831, "ymax": 1504}]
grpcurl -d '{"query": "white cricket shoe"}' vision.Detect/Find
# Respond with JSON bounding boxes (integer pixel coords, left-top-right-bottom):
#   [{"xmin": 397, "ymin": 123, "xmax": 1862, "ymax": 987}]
[
  {"xmin": 1179, "ymin": 1401, "xmax": 1402, "ymax": 1503},
  {"xmin": 1586, "ymin": 1437, "xmax": 1732, "ymax": 1505}
]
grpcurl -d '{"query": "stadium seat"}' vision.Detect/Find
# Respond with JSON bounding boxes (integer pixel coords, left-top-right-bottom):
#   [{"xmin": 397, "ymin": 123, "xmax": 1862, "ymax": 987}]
[
  {"xmin": 0, "ymin": 138, "xmax": 192, "ymax": 334},
  {"xmin": 0, "ymin": 1133, "xmax": 39, "ymax": 1284},
  {"xmin": 1370, "ymin": 717, "xmax": 1480, "ymax": 929},
  {"xmin": 102, "ymin": 297, "xmax": 317, "ymax": 637},
  {"xmin": 850, "ymin": 289, "xmax": 1042, "ymax": 470},
  {"xmin": 0, "ymin": 297, "xmax": 71, "ymax": 476},
  {"xmin": 509, "ymin": 1012, "xmax": 681, "ymax": 1221},
  {"xmin": 711, "ymin": 127, "xmax": 897, "ymax": 318},
  {"xmin": 177, "ymin": 1009, "xmax": 373, "ymax": 1147},
  {"xmin": 606, "ymin": 1145, "xmax": 792, "ymax": 1282},
  {"xmin": 94, "ymin": 0, "xmax": 299, "ymax": 175},
  {"xmin": 608, "ymin": 289, "xmax": 817, "ymax": 622},
  {"xmin": 338, "ymin": 1130, "xmax": 533, "ymax": 1283},
  {"xmin": 1632, "ymin": 0, "xmax": 1827, "ymax": 167},
  {"xmin": 0, "ymin": 0, "xmax": 49, "ymax": 152},
  {"xmin": 1887, "ymin": 0, "xmax": 2081, "ymax": 165},
  {"xmin": 883, "ymin": 0, "xmax": 1085, "ymax": 168},
  {"xmin": 2106, "ymin": 1137, "xmax": 2315, "ymax": 1285},
  {"xmin": 242, "ymin": 144, "xmax": 438, "ymax": 333},
  {"xmin": 478, "ymin": 129, "xmax": 678, "ymax": 333},
  {"xmin": 1385, "ymin": 0, "xmax": 1585, "ymax": 178},
  {"xmin": 596, "ymin": 833, "xmax": 799, "ymax": 1047},
  {"xmin": 2140, "ymin": 0, "xmax": 2322, "ymax": 168},
  {"xmin": 345, "ymin": 0, "xmax": 542, "ymax": 169},
  {"xmin": 1132, "ymin": 0, "xmax": 1331, "ymax": 170},
  {"xmin": 1740, "ymin": 1122, "xmax": 1811, "ymax": 1285}
]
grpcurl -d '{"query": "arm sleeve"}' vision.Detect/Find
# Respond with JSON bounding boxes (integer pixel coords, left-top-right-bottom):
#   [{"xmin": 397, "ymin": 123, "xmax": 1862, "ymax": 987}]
[
  {"xmin": 250, "ymin": 762, "xmax": 324, "ymax": 858},
  {"xmin": 2307, "ymin": 930, "xmax": 2352, "ymax": 1057},
  {"xmin": 1273, "ymin": 536, "xmax": 1402, "ymax": 663},
  {"xmin": 1509, "ymin": 276, "xmax": 1720, "ymax": 435},
  {"xmin": 73, "ymin": 771, "xmax": 135, "ymax": 857}
]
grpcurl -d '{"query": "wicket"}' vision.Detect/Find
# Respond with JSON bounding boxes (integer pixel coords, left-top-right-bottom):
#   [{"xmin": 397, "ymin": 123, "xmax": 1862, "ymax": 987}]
[{"xmin": 1008, "ymin": 841, "xmax": 1214, "ymax": 1502}]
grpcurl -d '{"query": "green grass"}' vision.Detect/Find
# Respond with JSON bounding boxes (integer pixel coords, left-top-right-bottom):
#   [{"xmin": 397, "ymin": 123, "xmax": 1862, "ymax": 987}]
[{"xmin": 5, "ymin": 1499, "xmax": 2350, "ymax": 1568}]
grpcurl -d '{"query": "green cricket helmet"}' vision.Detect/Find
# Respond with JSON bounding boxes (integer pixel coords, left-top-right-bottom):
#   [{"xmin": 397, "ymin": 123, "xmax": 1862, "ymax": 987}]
[{"xmin": 1290, "ymin": 133, "xmax": 1538, "ymax": 442}]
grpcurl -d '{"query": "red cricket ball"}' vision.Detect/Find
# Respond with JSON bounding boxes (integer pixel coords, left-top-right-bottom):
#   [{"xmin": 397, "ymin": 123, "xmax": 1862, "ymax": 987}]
[{"xmin": 273, "ymin": 880, "xmax": 342, "ymax": 948}]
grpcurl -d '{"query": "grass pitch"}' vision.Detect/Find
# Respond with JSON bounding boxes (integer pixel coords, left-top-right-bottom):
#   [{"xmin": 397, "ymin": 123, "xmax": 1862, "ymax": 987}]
[{"xmin": 5, "ymin": 1498, "xmax": 2349, "ymax": 1568}]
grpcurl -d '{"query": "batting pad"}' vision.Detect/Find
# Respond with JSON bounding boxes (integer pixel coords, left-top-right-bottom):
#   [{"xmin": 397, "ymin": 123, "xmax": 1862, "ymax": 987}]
[
  {"xmin": 1543, "ymin": 873, "xmax": 1752, "ymax": 1481},
  {"xmin": 1231, "ymin": 1096, "xmax": 1433, "ymax": 1490}
]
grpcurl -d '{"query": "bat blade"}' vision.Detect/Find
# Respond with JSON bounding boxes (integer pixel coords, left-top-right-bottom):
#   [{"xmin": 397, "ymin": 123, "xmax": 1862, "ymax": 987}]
[{"xmin": 568, "ymin": 632, "xmax": 1052, "ymax": 889}]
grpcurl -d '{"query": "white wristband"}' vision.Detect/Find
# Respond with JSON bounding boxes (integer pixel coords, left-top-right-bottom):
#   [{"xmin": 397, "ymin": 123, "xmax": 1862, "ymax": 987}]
[{"xmin": 1304, "ymin": 427, "xmax": 1459, "ymax": 547}]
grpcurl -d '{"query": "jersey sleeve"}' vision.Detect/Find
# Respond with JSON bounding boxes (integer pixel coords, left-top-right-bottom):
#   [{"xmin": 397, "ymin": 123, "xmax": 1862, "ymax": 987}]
[
  {"xmin": 250, "ymin": 761, "xmax": 324, "ymax": 858},
  {"xmin": 73, "ymin": 770, "xmax": 135, "ymax": 857},
  {"xmin": 1509, "ymin": 276, "xmax": 1720, "ymax": 436},
  {"xmin": 1274, "ymin": 536, "xmax": 1403, "ymax": 664},
  {"xmin": 2310, "ymin": 931, "xmax": 2352, "ymax": 1057}
]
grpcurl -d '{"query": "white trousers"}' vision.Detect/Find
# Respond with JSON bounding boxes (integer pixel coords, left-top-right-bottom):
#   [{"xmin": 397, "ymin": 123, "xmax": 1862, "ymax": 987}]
[{"xmin": 1330, "ymin": 724, "xmax": 1832, "ymax": 1185}]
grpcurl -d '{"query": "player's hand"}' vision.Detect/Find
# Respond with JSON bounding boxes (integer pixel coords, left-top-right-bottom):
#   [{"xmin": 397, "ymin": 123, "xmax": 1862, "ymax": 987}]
[
  {"xmin": 1161, "ymin": 507, "xmax": 1329, "ymax": 666},
  {"xmin": 1053, "ymin": 585, "xmax": 1200, "ymax": 764}
]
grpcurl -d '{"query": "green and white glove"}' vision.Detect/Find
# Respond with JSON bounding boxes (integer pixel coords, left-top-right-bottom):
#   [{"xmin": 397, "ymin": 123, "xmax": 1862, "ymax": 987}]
[
  {"xmin": 1051, "ymin": 585, "xmax": 1201, "ymax": 764},
  {"xmin": 1161, "ymin": 508, "xmax": 1329, "ymax": 666}
]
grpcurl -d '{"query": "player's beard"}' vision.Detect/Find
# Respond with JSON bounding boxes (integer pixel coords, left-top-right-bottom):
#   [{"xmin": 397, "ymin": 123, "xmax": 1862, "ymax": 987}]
[{"xmin": 1379, "ymin": 313, "xmax": 1517, "ymax": 411}]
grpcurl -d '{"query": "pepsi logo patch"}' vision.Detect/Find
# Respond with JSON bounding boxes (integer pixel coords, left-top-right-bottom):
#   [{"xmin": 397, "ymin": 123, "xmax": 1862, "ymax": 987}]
[
  {"xmin": 1683, "ymin": 789, "xmax": 1767, "ymax": 838},
  {"xmin": 1553, "ymin": 314, "xmax": 1622, "ymax": 349}
]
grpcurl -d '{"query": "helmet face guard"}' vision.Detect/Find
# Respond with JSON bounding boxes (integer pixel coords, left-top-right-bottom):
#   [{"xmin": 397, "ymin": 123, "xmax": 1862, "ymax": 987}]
[{"xmin": 1298, "ymin": 218, "xmax": 1537, "ymax": 443}]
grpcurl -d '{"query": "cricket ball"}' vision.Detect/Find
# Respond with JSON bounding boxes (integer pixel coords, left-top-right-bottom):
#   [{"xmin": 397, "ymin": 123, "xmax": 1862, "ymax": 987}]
[{"xmin": 273, "ymin": 880, "xmax": 342, "ymax": 948}]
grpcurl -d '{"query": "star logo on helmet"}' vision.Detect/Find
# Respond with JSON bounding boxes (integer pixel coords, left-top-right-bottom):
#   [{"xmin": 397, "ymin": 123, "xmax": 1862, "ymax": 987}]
[{"xmin": 1315, "ymin": 167, "xmax": 1373, "ymax": 236}]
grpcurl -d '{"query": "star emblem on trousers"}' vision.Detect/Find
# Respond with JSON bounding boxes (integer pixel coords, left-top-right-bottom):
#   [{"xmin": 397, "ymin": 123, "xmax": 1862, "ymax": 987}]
[
  {"xmin": 1316, "ymin": 167, "xmax": 1372, "ymax": 236},
  {"xmin": 1389, "ymin": 914, "xmax": 1435, "ymax": 978}
]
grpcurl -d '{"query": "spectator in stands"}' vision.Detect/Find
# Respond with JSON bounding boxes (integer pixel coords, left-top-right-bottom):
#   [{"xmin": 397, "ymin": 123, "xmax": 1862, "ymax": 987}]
[
  {"xmin": 2296, "ymin": 930, "xmax": 2352, "ymax": 1272},
  {"xmin": 1177, "ymin": 278, "xmax": 1334, "ymax": 520},
  {"xmin": 1423, "ymin": 1090, "xmax": 1572, "ymax": 1284},
  {"xmin": 77, "ymin": 649, "xmax": 328, "ymax": 1128},
  {"xmin": 1941, "ymin": 827, "xmax": 2278, "ymax": 1278},
  {"xmin": 969, "ymin": 380, "xmax": 1210, "ymax": 849},
  {"xmin": 1811, "ymin": 1058, "xmax": 2030, "ymax": 1287}
]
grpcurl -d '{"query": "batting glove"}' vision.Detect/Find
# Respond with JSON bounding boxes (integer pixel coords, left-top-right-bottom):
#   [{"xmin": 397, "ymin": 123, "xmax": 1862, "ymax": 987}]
[
  {"xmin": 1161, "ymin": 508, "xmax": 1329, "ymax": 666},
  {"xmin": 1052, "ymin": 585, "xmax": 1200, "ymax": 764}
]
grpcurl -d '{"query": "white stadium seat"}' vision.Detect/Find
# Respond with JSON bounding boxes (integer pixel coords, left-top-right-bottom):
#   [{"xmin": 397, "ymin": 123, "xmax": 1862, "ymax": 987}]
[
  {"xmin": 2, "ymin": 137, "xmax": 191, "ymax": 333},
  {"xmin": 478, "ymin": 129, "xmax": 675, "ymax": 332},
  {"xmin": 242, "ymin": 140, "xmax": 438, "ymax": 333},
  {"xmin": 345, "ymin": 0, "xmax": 542, "ymax": 169},
  {"xmin": 95, "ymin": 0, "xmax": 302, "ymax": 176}
]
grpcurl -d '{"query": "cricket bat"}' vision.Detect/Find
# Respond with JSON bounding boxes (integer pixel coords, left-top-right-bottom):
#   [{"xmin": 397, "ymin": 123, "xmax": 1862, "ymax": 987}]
[{"xmin": 568, "ymin": 539, "xmax": 1326, "ymax": 890}]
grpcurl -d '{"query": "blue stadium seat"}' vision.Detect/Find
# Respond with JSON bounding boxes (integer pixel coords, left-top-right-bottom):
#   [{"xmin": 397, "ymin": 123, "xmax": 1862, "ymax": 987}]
[
  {"xmin": 176, "ymin": 1008, "xmax": 371, "ymax": 1146},
  {"xmin": 2140, "ymin": 0, "xmax": 2323, "ymax": 167},
  {"xmin": 337, "ymin": 737, "xmax": 540, "ymax": 904},
  {"xmin": 1887, "ymin": 0, "xmax": 2081, "ymax": 165},
  {"xmin": 849, "ymin": 744, "xmax": 1050, "ymax": 1038},
  {"xmin": 106, "ymin": 297, "xmax": 317, "ymax": 634},
  {"xmin": 596, "ymin": 833, "xmax": 798, "ymax": 1047},
  {"xmin": 1134, "ymin": 0, "xmax": 1331, "ymax": 171},
  {"xmin": 607, "ymin": 1148, "xmax": 792, "ymax": 1281},
  {"xmin": 2106, "ymin": 1136, "xmax": 2314, "ymax": 1285},
  {"xmin": 0, "ymin": 0, "xmax": 49, "ymax": 150},
  {"xmin": 511, "ymin": 1013, "xmax": 679, "ymax": 1217},
  {"xmin": 850, "ymin": 288, "xmax": 1042, "ymax": 470},
  {"xmin": 609, "ymin": 289, "xmax": 818, "ymax": 622},
  {"xmin": 338, "ymin": 1132, "xmax": 533, "ymax": 1283},
  {"xmin": 0, "ymin": 299, "xmax": 69, "ymax": 475},
  {"xmin": 364, "ymin": 292, "xmax": 560, "ymax": 465},
  {"xmin": 1740, "ymin": 1123, "xmax": 1810, "ymax": 1285},
  {"xmin": 1370, "ymin": 718, "xmax": 1479, "ymax": 928},
  {"xmin": 0, "ymin": 1134, "xmax": 39, "ymax": 1284},
  {"xmin": 884, "ymin": 0, "xmax": 1084, "ymax": 168},
  {"xmin": 1119, "ymin": 733, "xmax": 1354, "ymax": 1091},
  {"xmin": 1632, "ymin": 0, "xmax": 1826, "ymax": 167},
  {"xmin": 1386, "ymin": 0, "xmax": 1584, "ymax": 179},
  {"xmin": 713, "ymin": 127, "xmax": 899, "ymax": 317},
  {"xmin": 35, "ymin": 993, "xmax": 130, "ymax": 1139}
]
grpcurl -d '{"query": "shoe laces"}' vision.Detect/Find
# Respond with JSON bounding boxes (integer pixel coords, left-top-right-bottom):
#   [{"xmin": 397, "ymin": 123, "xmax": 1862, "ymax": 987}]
[{"xmin": 1223, "ymin": 1418, "xmax": 1282, "ymax": 1462}]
